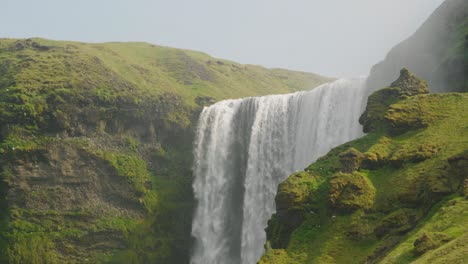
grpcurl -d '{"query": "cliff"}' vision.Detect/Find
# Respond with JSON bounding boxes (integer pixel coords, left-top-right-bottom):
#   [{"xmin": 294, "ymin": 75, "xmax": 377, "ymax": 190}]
[
  {"xmin": 0, "ymin": 38, "xmax": 331, "ymax": 263},
  {"xmin": 261, "ymin": 69, "xmax": 467, "ymax": 263},
  {"xmin": 366, "ymin": 0, "xmax": 468, "ymax": 93}
]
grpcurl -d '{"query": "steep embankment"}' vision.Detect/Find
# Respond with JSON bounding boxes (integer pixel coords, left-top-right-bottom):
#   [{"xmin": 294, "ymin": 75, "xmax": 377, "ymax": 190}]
[
  {"xmin": 367, "ymin": 0, "xmax": 468, "ymax": 93},
  {"xmin": 0, "ymin": 38, "xmax": 330, "ymax": 263},
  {"xmin": 261, "ymin": 69, "xmax": 467, "ymax": 263}
]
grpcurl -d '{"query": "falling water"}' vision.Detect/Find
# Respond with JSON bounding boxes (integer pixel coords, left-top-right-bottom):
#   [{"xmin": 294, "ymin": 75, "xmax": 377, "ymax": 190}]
[{"xmin": 191, "ymin": 78, "xmax": 369, "ymax": 264}]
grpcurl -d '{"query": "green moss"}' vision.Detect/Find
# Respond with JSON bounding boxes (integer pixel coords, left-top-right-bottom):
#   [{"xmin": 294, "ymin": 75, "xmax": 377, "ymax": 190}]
[
  {"xmin": 389, "ymin": 68, "xmax": 429, "ymax": 96},
  {"xmin": 100, "ymin": 151, "xmax": 151, "ymax": 194},
  {"xmin": 413, "ymin": 232, "xmax": 452, "ymax": 256},
  {"xmin": 359, "ymin": 87, "xmax": 400, "ymax": 133},
  {"xmin": 380, "ymin": 197, "xmax": 468, "ymax": 264},
  {"xmin": 338, "ymin": 147, "xmax": 365, "ymax": 173},
  {"xmin": 363, "ymin": 136, "xmax": 396, "ymax": 167},
  {"xmin": 347, "ymin": 210, "xmax": 376, "ymax": 240},
  {"xmin": 0, "ymin": 38, "xmax": 330, "ymax": 113},
  {"xmin": 360, "ymin": 68, "xmax": 429, "ymax": 134},
  {"xmin": 374, "ymin": 208, "xmax": 421, "ymax": 238},
  {"xmin": 0, "ymin": 38, "xmax": 331, "ymax": 263},
  {"xmin": 259, "ymin": 249, "xmax": 297, "ymax": 264},
  {"xmin": 389, "ymin": 143, "xmax": 440, "ymax": 166},
  {"xmin": 7, "ymin": 233, "xmax": 60, "ymax": 264},
  {"xmin": 276, "ymin": 171, "xmax": 318, "ymax": 211},
  {"xmin": 328, "ymin": 172, "xmax": 376, "ymax": 212},
  {"xmin": 263, "ymin": 77, "xmax": 468, "ymax": 263}
]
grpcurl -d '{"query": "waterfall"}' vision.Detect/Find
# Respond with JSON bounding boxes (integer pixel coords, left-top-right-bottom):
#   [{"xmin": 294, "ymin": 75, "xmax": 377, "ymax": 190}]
[{"xmin": 191, "ymin": 78, "xmax": 369, "ymax": 264}]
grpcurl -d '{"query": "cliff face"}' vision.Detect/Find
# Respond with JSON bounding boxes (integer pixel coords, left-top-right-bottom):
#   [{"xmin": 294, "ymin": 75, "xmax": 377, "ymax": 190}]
[
  {"xmin": 261, "ymin": 70, "xmax": 468, "ymax": 264},
  {"xmin": 366, "ymin": 0, "xmax": 468, "ymax": 93},
  {"xmin": 0, "ymin": 38, "xmax": 331, "ymax": 263}
]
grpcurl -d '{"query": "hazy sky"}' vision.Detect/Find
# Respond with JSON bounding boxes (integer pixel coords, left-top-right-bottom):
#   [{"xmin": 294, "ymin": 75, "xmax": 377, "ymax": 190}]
[{"xmin": 2, "ymin": 0, "xmax": 445, "ymax": 77}]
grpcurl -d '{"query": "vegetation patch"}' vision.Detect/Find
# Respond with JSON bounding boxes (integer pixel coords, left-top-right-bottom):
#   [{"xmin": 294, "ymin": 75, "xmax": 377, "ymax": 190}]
[
  {"xmin": 328, "ymin": 172, "xmax": 376, "ymax": 212},
  {"xmin": 263, "ymin": 69, "xmax": 468, "ymax": 263}
]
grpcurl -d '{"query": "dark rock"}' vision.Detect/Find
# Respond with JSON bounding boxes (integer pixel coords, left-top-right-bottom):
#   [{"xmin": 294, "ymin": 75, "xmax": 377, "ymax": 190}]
[
  {"xmin": 447, "ymin": 150, "xmax": 468, "ymax": 196},
  {"xmin": 9, "ymin": 39, "xmax": 51, "ymax": 52},
  {"xmin": 365, "ymin": 236, "xmax": 403, "ymax": 264},
  {"xmin": 339, "ymin": 148, "xmax": 365, "ymax": 173}
]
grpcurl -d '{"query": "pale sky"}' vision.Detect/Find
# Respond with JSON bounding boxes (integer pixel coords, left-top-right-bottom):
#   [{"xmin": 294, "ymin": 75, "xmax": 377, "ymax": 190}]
[{"xmin": 2, "ymin": 0, "xmax": 445, "ymax": 77}]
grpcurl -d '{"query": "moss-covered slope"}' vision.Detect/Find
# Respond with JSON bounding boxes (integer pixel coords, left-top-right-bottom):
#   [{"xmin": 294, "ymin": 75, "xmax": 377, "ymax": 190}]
[
  {"xmin": 0, "ymin": 38, "xmax": 330, "ymax": 263},
  {"xmin": 261, "ymin": 70, "xmax": 467, "ymax": 264}
]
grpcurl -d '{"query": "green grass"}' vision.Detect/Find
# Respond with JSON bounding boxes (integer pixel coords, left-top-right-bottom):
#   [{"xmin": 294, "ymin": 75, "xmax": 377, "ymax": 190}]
[
  {"xmin": 0, "ymin": 38, "xmax": 331, "ymax": 108},
  {"xmin": 0, "ymin": 35, "xmax": 328, "ymax": 264},
  {"xmin": 261, "ymin": 92, "xmax": 468, "ymax": 263},
  {"xmin": 381, "ymin": 197, "xmax": 468, "ymax": 264}
]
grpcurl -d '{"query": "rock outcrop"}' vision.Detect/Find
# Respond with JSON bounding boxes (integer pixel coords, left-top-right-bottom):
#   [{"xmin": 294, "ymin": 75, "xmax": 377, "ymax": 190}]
[
  {"xmin": 359, "ymin": 69, "xmax": 429, "ymax": 133},
  {"xmin": 328, "ymin": 172, "xmax": 376, "ymax": 212}
]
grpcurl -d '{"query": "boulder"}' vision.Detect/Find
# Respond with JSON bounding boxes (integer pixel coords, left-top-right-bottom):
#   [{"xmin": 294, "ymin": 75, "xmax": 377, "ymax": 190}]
[
  {"xmin": 339, "ymin": 148, "xmax": 365, "ymax": 173},
  {"xmin": 390, "ymin": 68, "xmax": 429, "ymax": 96},
  {"xmin": 359, "ymin": 69, "xmax": 429, "ymax": 133},
  {"xmin": 328, "ymin": 172, "xmax": 376, "ymax": 212}
]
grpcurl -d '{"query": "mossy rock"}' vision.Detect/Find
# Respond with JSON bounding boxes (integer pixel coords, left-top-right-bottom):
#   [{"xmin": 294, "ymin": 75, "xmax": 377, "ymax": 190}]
[
  {"xmin": 447, "ymin": 150, "xmax": 468, "ymax": 196},
  {"xmin": 346, "ymin": 210, "xmax": 375, "ymax": 240},
  {"xmin": 413, "ymin": 232, "xmax": 452, "ymax": 256},
  {"xmin": 271, "ymin": 172, "xmax": 318, "ymax": 248},
  {"xmin": 359, "ymin": 68, "xmax": 429, "ymax": 133},
  {"xmin": 390, "ymin": 68, "xmax": 429, "ymax": 97},
  {"xmin": 328, "ymin": 172, "xmax": 376, "ymax": 212},
  {"xmin": 384, "ymin": 97, "xmax": 431, "ymax": 135},
  {"xmin": 359, "ymin": 87, "xmax": 400, "ymax": 133},
  {"xmin": 275, "ymin": 171, "xmax": 317, "ymax": 212},
  {"xmin": 259, "ymin": 248, "xmax": 296, "ymax": 264},
  {"xmin": 265, "ymin": 213, "xmax": 298, "ymax": 249},
  {"xmin": 338, "ymin": 148, "xmax": 364, "ymax": 173},
  {"xmin": 384, "ymin": 93, "xmax": 465, "ymax": 135},
  {"xmin": 400, "ymin": 151, "xmax": 468, "ymax": 206},
  {"xmin": 389, "ymin": 143, "xmax": 440, "ymax": 167},
  {"xmin": 362, "ymin": 137, "xmax": 396, "ymax": 168},
  {"xmin": 374, "ymin": 208, "xmax": 420, "ymax": 238}
]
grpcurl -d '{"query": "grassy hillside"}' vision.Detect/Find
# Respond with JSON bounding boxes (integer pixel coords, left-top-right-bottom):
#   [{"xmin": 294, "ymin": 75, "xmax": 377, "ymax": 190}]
[
  {"xmin": 0, "ymin": 38, "xmax": 331, "ymax": 263},
  {"xmin": 0, "ymin": 38, "xmax": 330, "ymax": 105},
  {"xmin": 261, "ymin": 70, "xmax": 467, "ymax": 263}
]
